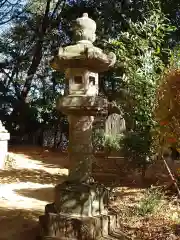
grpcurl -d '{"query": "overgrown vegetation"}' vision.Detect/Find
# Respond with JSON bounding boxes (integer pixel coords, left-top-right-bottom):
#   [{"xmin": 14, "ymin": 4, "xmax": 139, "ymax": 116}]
[
  {"xmin": 154, "ymin": 47, "xmax": 180, "ymax": 154},
  {"xmin": 109, "ymin": 1, "xmax": 175, "ymax": 171},
  {"xmin": 92, "ymin": 129, "xmax": 123, "ymax": 156},
  {"xmin": 136, "ymin": 187, "xmax": 164, "ymax": 216}
]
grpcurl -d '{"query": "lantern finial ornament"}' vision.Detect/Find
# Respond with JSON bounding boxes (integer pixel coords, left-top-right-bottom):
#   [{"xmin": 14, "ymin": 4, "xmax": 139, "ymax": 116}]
[
  {"xmin": 50, "ymin": 13, "xmax": 116, "ymax": 72},
  {"xmin": 73, "ymin": 12, "xmax": 96, "ymax": 43},
  {"xmin": 82, "ymin": 13, "xmax": 88, "ymax": 17}
]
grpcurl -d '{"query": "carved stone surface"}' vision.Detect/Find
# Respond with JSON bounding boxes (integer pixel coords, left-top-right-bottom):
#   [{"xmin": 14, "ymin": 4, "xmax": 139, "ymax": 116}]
[
  {"xmin": 57, "ymin": 95, "xmax": 108, "ymax": 116},
  {"xmin": 51, "ymin": 44, "xmax": 116, "ymax": 72},
  {"xmin": 0, "ymin": 121, "xmax": 8, "ymax": 133},
  {"xmin": 0, "ymin": 121, "xmax": 10, "ymax": 169},
  {"xmin": 67, "ymin": 115, "xmax": 95, "ymax": 183},
  {"xmin": 53, "ymin": 182, "xmax": 109, "ymax": 216},
  {"xmin": 73, "ymin": 12, "xmax": 96, "ymax": 43}
]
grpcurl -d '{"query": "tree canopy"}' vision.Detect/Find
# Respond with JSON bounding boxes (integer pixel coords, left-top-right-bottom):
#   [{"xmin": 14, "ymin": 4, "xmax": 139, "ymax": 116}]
[{"xmin": 0, "ymin": 0, "xmax": 179, "ymax": 158}]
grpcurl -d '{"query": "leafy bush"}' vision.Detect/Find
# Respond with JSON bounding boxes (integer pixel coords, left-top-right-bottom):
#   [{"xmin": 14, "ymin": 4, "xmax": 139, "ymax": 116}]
[
  {"xmin": 136, "ymin": 187, "xmax": 164, "ymax": 216},
  {"xmin": 122, "ymin": 131, "xmax": 152, "ymax": 169},
  {"xmin": 92, "ymin": 129, "xmax": 105, "ymax": 152},
  {"xmin": 92, "ymin": 128, "xmax": 123, "ymax": 154},
  {"xmin": 154, "ymin": 47, "xmax": 180, "ymax": 153},
  {"xmin": 104, "ymin": 134, "xmax": 123, "ymax": 153},
  {"xmin": 110, "ymin": 1, "xmax": 175, "ymax": 169}
]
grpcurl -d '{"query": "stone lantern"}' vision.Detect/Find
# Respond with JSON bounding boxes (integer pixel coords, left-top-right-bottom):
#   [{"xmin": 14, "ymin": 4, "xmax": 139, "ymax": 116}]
[{"xmin": 39, "ymin": 13, "xmax": 127, "ymax": 239}]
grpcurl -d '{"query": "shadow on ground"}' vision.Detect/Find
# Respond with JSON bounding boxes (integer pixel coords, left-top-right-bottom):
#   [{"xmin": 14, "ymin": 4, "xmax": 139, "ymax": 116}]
[
  {"xmin": 15, "ymin": 187, "xmax": 55, "ymax": 202},
  {"xmin": 0, "ymin": 146, "xmax": 70, "ymax": 239},
  {"xmin": 0, "ymin": 168, "xmax": 67, "ymax": 185},
  {"xmin": 0, "ymin": 207, "xmax": 40, "ymax": 240},
  {"xmin": 9, "ymin": 145, "xmax": 69, "ymax": 169}
]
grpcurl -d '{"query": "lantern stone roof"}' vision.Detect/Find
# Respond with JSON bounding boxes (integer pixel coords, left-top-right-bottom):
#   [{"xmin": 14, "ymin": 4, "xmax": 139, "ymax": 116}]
[{"xmin": 50, "ymin": 13, "xmax": 116, "ymax": 72}]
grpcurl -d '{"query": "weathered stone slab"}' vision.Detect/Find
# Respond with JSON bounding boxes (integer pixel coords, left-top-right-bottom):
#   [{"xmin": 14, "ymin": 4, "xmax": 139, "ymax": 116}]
[
  {"xmin": 57, "ymin": 95, "xmax": 108, "ymax": 116},
  {"xmin": 39, "ymin": 213, "xmax": 118, "ymax": 240}
]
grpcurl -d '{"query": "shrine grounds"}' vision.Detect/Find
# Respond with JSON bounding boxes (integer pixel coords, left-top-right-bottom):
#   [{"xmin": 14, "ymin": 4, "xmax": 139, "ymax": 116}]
[{"xmin": 0, "ymin": 145, "xmax": 179, "ymax": 240}]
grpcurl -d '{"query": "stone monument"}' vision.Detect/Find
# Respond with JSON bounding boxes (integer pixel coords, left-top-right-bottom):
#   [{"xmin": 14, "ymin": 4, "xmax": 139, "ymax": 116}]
[
  {"xmin": 0, "ymin": 121, "xmax": 10, "ymax": 169},
  {"xmin": 39, "ymin": 13, "xmax": 128, "ymax": 239}
]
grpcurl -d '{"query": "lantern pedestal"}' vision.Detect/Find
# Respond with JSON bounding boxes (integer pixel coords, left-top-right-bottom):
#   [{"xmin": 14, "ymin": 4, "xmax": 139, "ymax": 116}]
[{"xmin": 39, "ymin": 182, "xmax": 127, "ymax": 240}]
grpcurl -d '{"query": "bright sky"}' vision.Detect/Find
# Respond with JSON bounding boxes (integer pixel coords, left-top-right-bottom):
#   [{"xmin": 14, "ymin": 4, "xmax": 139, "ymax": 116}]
[{"xmin": 0, "ymin": 0, "xmax": 27, "ymax": 34}]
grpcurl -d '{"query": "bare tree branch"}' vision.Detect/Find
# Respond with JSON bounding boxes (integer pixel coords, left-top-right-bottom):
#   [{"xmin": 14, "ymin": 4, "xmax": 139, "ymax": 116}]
[{"xmin": 50, "ymin": 0, "xmax": 66, "ymax": 20}]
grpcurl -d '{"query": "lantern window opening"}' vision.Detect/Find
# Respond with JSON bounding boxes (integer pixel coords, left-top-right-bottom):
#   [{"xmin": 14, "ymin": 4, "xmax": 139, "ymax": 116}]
[
  {"xmin": 74, "ymin": 76, "xmax": 83, "ymax": 84},
  {"xmin": 89, "ymin": 76, "xmax": 96, "ymax": 85}
]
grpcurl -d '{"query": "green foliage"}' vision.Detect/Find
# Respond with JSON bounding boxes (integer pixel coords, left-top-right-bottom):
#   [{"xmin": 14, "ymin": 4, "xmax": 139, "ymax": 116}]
[
  {"xmin": 169, "ymin": 44, "xmax": 180, "ymax": 69},
  {"xmin": 92, "ymin": 129, "xmax": 105, "ymax": 152},
  {"xmin": 122, "ymin": 132, "xmax": 152, "ymax": 168},
  {"xmin": 92, "ymin": 129, "xmax": 123, "ymax": 153},
  {"xmin": 0, "ymin": 0, "xmax": 178, "ymax": 149},
  {"xmin": 153, "ymin": 46, "xmax": 180, "ymax": 152},
  {"xmin": 136, "ymin": 187, "xmax": 164, "ymax": 216},
  {"xmin": 104, "ymin": 134, "xmax": 122, "ymax": 152},
  {"xmin": 110, "ymin": 1, "xmax": 175, "ymax": 168}
]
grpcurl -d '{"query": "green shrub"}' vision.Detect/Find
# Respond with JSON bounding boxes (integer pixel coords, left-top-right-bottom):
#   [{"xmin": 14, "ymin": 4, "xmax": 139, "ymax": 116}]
[
  {"xmin": 136, "ymin": 187, "xmax": 164, "ymax": 216},
  {"xmin": 104, "ymin": 134, "xmax": 123, "ymax": 152},
  {"xmin": 92, "ymin": 129, "xmax": 105, "ymax": 152}
]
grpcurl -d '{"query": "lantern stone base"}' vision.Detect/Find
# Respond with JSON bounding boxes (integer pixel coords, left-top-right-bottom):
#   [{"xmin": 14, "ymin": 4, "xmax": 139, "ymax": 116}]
[
  {"xmin": 39, "ymin": 182, "xmax": 129, "ymax": 239},
  {"xmin": 39, "ymin": 211, "xmax": 129, "ymax": 240}
]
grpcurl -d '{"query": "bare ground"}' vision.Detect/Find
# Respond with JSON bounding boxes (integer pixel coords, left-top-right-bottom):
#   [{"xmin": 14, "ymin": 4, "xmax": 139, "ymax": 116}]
[
  {"xmin": 0, "ymin": 146, "xmax": 179, "ymax": 240},
  {"xmin": 0, "ymin": 146, "xmax": 68, "ymax": 240}
]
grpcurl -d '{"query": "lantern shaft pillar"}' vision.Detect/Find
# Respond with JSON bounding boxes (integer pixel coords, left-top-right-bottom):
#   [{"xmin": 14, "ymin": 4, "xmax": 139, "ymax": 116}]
[{"xmin": 68, "ymin": 115, "xmax": 94, "ymax": 182}]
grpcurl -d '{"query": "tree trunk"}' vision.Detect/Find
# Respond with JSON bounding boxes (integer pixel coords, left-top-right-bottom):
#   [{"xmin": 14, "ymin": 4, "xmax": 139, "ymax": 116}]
[{"xmin": 20, "ymin": 0, "xmax": 52, "ymax": 101}]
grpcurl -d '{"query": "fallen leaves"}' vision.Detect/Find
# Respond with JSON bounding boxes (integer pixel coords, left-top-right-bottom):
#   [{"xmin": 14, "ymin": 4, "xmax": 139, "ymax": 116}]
[{"xmin": 110, "ymin": 187, "xmax": 180, "ymax": 240}]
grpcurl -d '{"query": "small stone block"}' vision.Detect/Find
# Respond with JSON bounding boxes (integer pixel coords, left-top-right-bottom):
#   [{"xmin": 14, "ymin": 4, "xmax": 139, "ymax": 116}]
[{"xmin": 0, "ymin": 132, "xmax": 10, "ymax": 141}]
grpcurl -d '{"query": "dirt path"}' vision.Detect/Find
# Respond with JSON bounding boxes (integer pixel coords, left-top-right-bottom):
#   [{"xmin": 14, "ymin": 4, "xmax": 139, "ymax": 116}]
[{"xmin": 0, "ymin": 146, "xmax": 68, "ymax": 240}]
